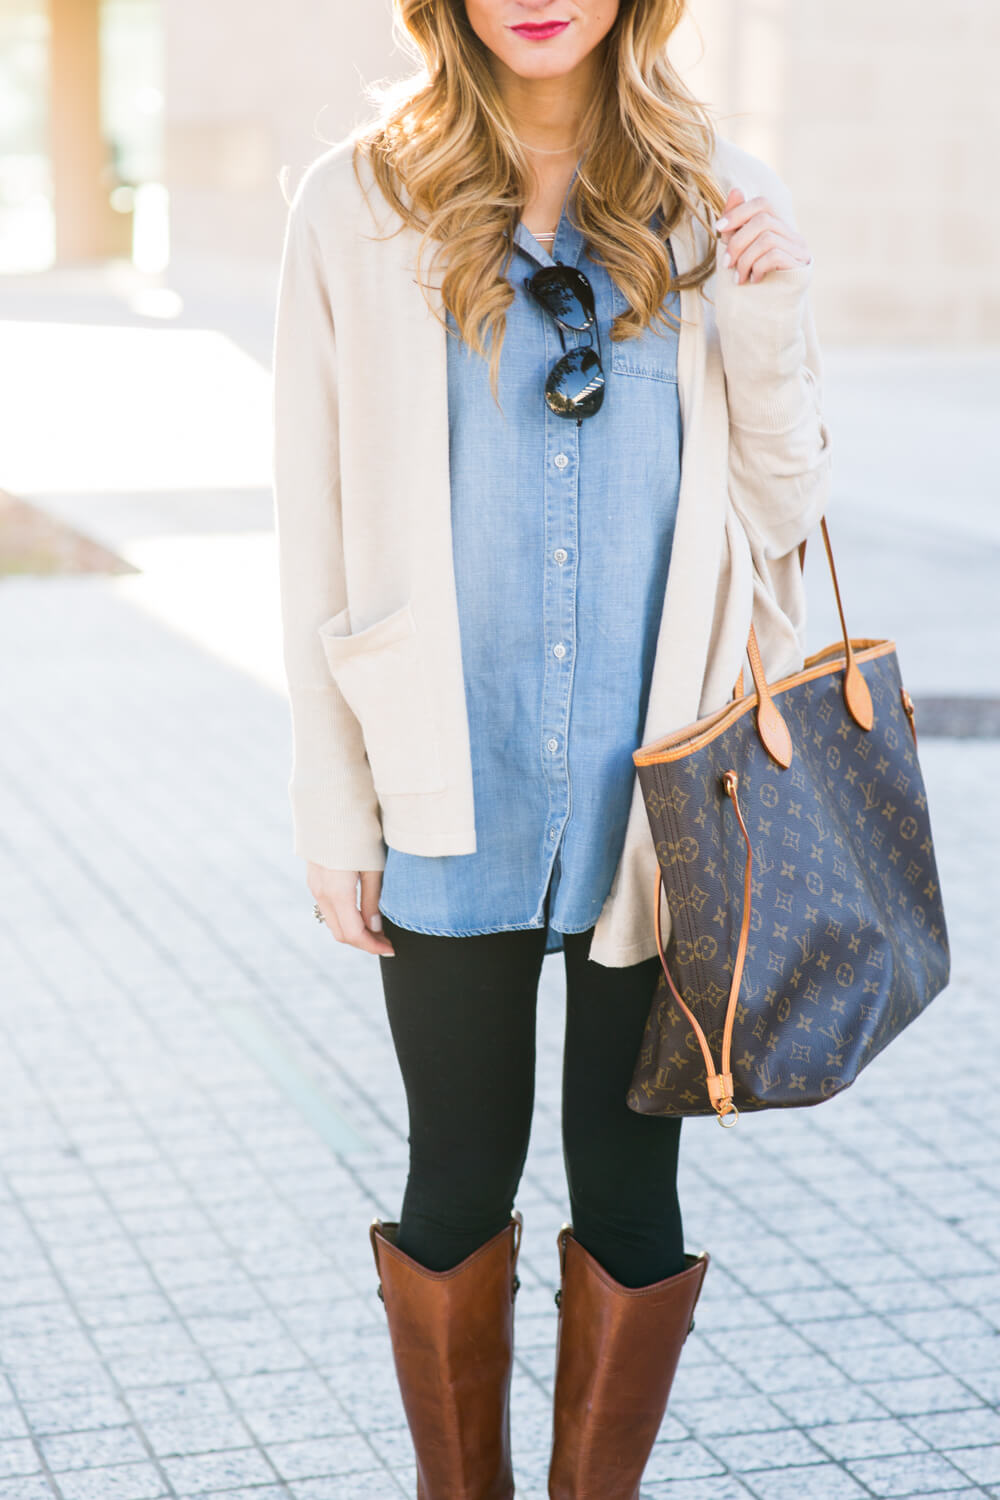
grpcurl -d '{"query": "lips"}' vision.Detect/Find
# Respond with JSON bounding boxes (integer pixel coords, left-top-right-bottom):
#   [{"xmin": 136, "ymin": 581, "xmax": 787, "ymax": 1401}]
[{"xmin": 510, "ymin": 20, "xmax": 571, "ymax": 40}]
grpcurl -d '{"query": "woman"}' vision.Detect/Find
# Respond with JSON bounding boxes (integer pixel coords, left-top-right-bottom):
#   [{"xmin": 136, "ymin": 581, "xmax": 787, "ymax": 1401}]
[{"xmin": 271, "ymin": 1, "xmax": 828, "ymax": 1495}]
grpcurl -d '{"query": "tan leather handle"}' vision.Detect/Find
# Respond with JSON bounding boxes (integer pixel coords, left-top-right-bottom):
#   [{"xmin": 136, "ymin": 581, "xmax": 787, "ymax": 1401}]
[
  {"xmin": 816, "ymin": 517, "xmax": 874, "ymax": 732},
  {"xmin": 743, "ymin": 517, "xmax": 873, "ymax": 764}
]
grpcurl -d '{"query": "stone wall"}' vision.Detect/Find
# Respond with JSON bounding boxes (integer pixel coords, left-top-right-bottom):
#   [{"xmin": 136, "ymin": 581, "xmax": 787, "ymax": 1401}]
[
  {"xmin": 164, "ymin": 0, "xmax": 996, "ymax": 340},
  {"xmin": 674, "ymin": 0, "xmax": 996, "ymax": 341},
  {"xmin": 163, "ymin": 0, "xmax": 403, "ymax": 285}
]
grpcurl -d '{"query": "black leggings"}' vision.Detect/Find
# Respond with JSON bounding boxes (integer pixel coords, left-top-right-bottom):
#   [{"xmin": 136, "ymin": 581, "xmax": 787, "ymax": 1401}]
[{"xmin": 377, "ymin": 914, "xmax": 684, "ymax": 1289}]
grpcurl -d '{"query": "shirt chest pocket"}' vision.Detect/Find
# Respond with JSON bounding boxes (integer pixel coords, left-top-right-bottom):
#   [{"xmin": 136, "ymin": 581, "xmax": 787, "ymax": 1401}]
[
  {"xmin": 607, "ymin": 281, "xmax": 680, "ymax": 385},
  {"xmin": 318, "ymin": 602, "xmax": 447, "ymax": 797}
]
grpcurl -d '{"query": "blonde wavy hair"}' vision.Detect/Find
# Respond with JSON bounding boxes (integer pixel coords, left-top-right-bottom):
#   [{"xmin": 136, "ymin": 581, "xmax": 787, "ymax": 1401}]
[{"xmin": 353, "ymin": 0, "xmax": 726, "ymax": 397}]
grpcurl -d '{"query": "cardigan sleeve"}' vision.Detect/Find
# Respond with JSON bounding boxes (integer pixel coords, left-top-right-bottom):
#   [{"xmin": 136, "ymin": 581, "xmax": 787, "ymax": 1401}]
[
  {"xmin": 270, "ymin": 181, "xmax": 387, "ymax": 871},
  {"xmin": 713, "ymin": 166, "xmax": 833, "ymax": 563}
]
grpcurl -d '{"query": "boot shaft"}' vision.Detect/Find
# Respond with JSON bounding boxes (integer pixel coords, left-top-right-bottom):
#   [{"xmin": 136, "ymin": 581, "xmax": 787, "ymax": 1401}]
[
  {"xmin": 371, "ymin": 1214, "xmax": 522, "ymax": 1500},
  {"xmin": 549, "ymin": 1228, "xmax": 709, "ymax": 1500}
]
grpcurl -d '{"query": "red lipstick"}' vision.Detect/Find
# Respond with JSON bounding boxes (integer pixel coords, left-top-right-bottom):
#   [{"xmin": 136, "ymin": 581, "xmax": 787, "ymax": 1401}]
[{"xmin": 510, "ymin": 20, "xmax": 571, "ymax": 40}]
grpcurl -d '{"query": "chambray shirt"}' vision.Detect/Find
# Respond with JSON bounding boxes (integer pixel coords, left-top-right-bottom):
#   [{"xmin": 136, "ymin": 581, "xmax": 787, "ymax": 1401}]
[{"xmin": 378, "ymin": 178, "xmax": 683, "ymax": 955}]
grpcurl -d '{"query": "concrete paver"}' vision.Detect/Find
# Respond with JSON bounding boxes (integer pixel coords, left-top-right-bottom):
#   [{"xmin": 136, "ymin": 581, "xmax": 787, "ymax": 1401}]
[{"xmin": 0, "ymin": 569, "xmax": 997, "ymax": 1500}]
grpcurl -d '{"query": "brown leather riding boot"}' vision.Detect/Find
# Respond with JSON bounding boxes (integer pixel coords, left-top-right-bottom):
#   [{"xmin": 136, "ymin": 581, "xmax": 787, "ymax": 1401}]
[
  {"xmin": 548, "ymin": 1225, "xmax": 709, "ymax": 1500},
  {"xmin": 370, "ymin": 1213, "xmax": 523, "ymax": 1500}
]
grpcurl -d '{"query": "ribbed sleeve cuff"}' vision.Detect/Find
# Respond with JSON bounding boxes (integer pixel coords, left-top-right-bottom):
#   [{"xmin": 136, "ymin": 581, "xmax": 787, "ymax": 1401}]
[
  {"xmin": 290, "ymin": 769, "xmax": 387, "ymax": 873},
  {"xmin": 292, "ymin": 820, "xmax": 388, "ymax": 874}
]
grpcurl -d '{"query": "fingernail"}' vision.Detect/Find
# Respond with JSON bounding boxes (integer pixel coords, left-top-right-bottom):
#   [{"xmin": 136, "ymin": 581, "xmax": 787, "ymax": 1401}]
[
  {"xmin": 716, "ymin": 216, "xmax": 729, "ymax": 231},
  {"xmin": 732, "ymin": 269, "xmax": 740, "ymax": 284},
  {"xmin": 721, "ymin": 252, "xmax": 731, "ymax": 270},
  {"xmin": 370, "ymin": 912, "xmax": 383, "ymax": 931}
]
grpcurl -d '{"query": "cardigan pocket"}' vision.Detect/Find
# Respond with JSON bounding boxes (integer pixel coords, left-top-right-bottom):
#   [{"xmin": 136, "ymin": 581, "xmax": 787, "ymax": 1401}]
[{"xmin": 318, "ymin": 602, "xmax": 447, "ymax": 797}]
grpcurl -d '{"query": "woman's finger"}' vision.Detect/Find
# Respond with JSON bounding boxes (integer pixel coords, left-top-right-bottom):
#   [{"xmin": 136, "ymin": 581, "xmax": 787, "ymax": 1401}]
[
  {"xmin": 724, "ymin": 210, "xmax": 807, "ymax": 260},
  {"xmin": 715, "ymin": 192, "xmax": 765, "ymax": 236},
  {"xmin": 721, "ymin": 210, "xmax": 783, "ymax": 266},
  {"xmin": 307, "ymin": 865, "xmax": 395, "ymax": 957},
  {"xmin": 744, "ymin": 246, "xmax": 813, "ymax": 283},
  {"xmin": 717, "ymin": 192, "xmax": 811, "ymax": 282},
  {"xmin": 360, "ymin": 869, "xmax": 395, "ymax": 956},
  {"xmin": 730, "ymin": 226, "xmax": 808, "ymax": 283},
  {"xmin": 334, "ymin": 898, "xmax": 394, "ymax": 957},
  {"xmin": 313, "ymin": 891, "xmax": 346, "ymax": 944}
]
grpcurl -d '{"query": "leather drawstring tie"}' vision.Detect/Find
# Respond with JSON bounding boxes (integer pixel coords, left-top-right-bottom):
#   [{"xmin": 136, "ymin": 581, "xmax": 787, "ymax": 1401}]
[{"xmin": 653, "ymin": 769, "xmax": 753, "ymax": 1125}]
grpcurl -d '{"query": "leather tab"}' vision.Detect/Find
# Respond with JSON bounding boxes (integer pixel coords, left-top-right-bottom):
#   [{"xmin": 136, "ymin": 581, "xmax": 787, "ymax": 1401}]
[
  {"xmin": 756, "ymin": 694, "xmax": 794, "ymax": 769},
  {"xmin": 818, "ymin": 518, "xmax": 874, "ymax": 731},
  {"xmin": 706, "ymin": 1073, "xmax": 734, "ymax": 1106},
  {"xmin": 557, "ymin": 1222, "xmax": 572, "ymax": 1278},
  {"xmin": 370, "ymin": 1217, "xmax": 396, "ymax": 1270},
  {"xmin": 844, "ymin": 653, "xmax": 874, "ymax": 730},
  {"xmin": 747, "ymin": 625, "xmax": 793, "ymax": 768}
]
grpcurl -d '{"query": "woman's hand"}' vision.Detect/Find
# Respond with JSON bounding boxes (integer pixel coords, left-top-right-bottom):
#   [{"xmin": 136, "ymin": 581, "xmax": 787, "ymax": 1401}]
[
  {"xmin": 715, "ymin": 188, "xmax": 812, "ymax": 285},
  {"xmin": 307, "ymin": 863, "xmax": 396, "ymax": 957}
]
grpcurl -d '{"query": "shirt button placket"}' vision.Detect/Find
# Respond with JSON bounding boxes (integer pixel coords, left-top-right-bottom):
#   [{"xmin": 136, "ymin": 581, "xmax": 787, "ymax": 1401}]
[{"xmin": 542, "ymin": 382, "xmax": 580, "ymax": 876}]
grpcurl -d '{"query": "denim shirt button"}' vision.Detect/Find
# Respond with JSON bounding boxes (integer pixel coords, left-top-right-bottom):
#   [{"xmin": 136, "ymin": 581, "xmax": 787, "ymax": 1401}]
[
  {"xmin": 553, "ymin": 453, "xmax": 569, "ymax": 469},
  {"xmin": 553, "ymin": 548, "xmax": 568, "ymax": 564},
  {"xmin": 546, "ymin": 738, "xmax": 559, "ymax": 753},
  {"xmin": 552, "ymin": 642, "xmax": 567, "ymax": 659}
]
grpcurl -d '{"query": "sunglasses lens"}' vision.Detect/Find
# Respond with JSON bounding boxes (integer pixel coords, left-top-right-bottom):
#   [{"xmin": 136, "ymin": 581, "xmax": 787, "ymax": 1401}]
[
  {"xmin": 527, "ymin": 265, "xmax": 595, "ymax": 331},
  {"xmin": 545, "ymin": 346, "xmax": 605, "ymax": 419}
]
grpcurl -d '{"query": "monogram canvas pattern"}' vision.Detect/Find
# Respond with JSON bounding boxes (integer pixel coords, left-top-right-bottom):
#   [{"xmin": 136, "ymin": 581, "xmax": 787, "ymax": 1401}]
[{"xmin": 629, "ymin": 646, "xmax": 950, "ymax": 1117}]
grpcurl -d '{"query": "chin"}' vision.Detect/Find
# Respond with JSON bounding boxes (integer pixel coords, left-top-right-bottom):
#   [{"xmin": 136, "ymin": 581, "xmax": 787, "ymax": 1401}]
[
  {"xmin": 509, "ymin": 59, "xmax": 583, "ymax": 80},
  {"xmin": 500, "ymin": 41, "xmax": 586, "ymax": 80}
]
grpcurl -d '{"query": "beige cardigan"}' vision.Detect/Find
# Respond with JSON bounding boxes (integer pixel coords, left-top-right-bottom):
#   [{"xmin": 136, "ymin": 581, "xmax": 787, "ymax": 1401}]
[{"xmin": 270, "ymin": 132, "xmax": 832, "ymax": 966}]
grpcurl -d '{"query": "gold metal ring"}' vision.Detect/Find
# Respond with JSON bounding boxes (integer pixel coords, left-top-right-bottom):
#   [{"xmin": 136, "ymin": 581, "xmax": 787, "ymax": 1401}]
[{"xmin": 717, "ymin": 1103, "xmax": 740, "ymax": 1128}]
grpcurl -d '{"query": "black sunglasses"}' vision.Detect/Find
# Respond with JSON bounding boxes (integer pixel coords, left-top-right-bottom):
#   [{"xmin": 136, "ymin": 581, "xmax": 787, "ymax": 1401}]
[{"xmin": 523, "ymin": 262, "xmax": 605, "ymax": 424}]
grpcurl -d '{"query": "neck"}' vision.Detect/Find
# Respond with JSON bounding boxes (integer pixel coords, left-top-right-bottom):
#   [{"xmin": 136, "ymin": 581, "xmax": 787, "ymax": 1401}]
[{"xmin": 488, "ymin": 48, "xmax": 600, "ymax": 153}]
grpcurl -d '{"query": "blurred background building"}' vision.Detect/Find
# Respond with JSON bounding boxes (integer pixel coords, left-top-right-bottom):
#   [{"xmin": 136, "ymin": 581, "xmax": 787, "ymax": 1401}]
[
  {"xmin": 1, "ymin": 0, "xmax": 164, "ymax": 270},
  {"xmin": 0, "ymin": 0, "xmax": 994, "ymax": 341}
]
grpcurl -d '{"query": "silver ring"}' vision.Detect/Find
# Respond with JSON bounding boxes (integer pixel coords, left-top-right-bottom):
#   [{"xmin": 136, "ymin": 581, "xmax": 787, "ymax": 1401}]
[{"xmin": 312, "ymin": 902, "xmax": 326, "ymax": 925}]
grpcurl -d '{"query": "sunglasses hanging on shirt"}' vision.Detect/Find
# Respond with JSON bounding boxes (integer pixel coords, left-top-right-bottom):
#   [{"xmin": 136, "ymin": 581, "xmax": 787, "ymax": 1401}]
[{"xmin": 523, "ymin": 263, "xmax": 605, "ymax": 424}]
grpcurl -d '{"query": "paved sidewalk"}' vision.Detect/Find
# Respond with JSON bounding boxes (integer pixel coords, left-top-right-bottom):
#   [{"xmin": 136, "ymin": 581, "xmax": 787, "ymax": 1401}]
[
  {"xmin": 1, "ymin": 265, "xmax": 999, "ymax": 1498},
  {"xmin": 0, "ymin": 572, "xmax": 998, "ymax": 1500}
]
